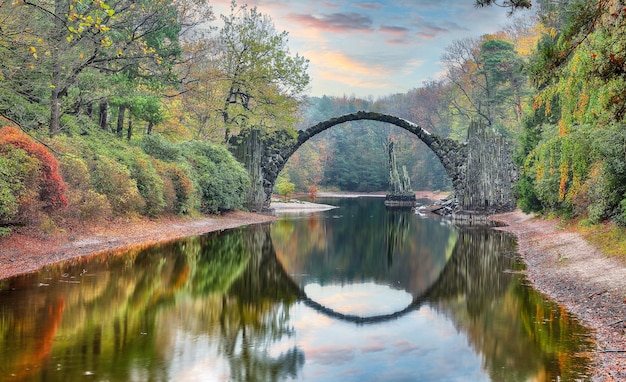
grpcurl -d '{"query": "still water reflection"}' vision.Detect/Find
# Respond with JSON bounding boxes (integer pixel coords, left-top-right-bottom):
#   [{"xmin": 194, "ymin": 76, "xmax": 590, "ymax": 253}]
[{"xmin": 0, "ymin": 197, "xmax": 592, "ymax": 381}]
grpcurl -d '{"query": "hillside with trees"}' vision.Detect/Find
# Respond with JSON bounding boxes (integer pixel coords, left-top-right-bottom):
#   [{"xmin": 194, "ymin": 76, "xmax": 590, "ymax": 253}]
[
  {"xmin": 2, "ymin": 0, "xmax": 626, "ymax": 241},
  {"xmin": 0, "ymin": 0, "xmax": 309, "ymax": 236}
]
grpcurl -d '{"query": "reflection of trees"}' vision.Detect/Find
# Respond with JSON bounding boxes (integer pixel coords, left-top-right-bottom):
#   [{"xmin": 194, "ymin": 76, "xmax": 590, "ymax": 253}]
[
  {"xmin": 218, "ymin": 225, "xmax": 304, "ymax": 381},
  {"xmin": 384, "ymin": 209, "xmax": 410, "ymax": 267},
  {"xmin": 0, "ymin": 224, "xmax": 304, "ymax": 381},
  {"xmin": 0, "ymin": 217, "xmax": 593, "ymax": 381},
  {"xmin": 272, "ymin": 198, "xmax": 456, "ymax": 296},
  {"xmin": 429, "ymin": 228, "xmax": 592, "ymax": 381},
  {"xmin": 427, "ymin": 228, "xmax": 516, "ymax": 317},
  {"xmin": 0, "ymin": 239, "xmax": 193, "ymax": 381}
]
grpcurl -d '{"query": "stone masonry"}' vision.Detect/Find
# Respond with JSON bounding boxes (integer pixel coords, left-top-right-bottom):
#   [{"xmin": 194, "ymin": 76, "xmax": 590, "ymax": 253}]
[{"xmin": 230, "ymin": 111, "xmax": 518, "ymax": 213}]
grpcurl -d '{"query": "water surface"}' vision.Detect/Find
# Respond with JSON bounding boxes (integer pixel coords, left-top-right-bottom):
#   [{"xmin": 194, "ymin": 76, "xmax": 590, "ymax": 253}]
[{"xmin": 0, "ymin": 197, "xmax": 593, "ymax": 381}]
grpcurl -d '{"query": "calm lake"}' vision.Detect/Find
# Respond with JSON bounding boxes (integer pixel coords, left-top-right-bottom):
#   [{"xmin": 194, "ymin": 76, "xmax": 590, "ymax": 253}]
[{"xmin": 0, "ymin": 197, "xmax": 593, "ymax": 381}]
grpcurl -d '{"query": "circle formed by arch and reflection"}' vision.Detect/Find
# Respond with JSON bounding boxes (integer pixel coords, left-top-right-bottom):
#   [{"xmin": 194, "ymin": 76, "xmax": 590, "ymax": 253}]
[{"xmin": 271, "ymin": 197, "xmax": 458, "ymax": 325}]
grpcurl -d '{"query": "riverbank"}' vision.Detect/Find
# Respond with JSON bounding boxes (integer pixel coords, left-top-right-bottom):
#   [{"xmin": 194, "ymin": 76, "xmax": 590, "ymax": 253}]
[
  {"xmin": 0, "ymin": 211, "xmax": 276, "ymax": 280},
  {"xmin": 491, "ymin": 210, "xmax": 626, "ymax": 381}
]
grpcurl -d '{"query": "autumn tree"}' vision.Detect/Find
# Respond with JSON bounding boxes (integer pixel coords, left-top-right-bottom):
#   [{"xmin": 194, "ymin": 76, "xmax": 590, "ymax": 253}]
[
  {"xmin": 0, "ymin": 0, "xmax": 210, "ymax": 136},
  {"xmin": 174, "ymin": 38, "xmax": 225, "ymax": 141},
  {"xmin": 217, "ymin": 0, "xmax": 310, "ymax": 140},
  {"xmin": 0, "ymin": 0, "xmax": 119, "ymax": 135},
  {"xmin": 441, "ymin": 35, "xmax": 526, "ymax": 135},
  {"xmin": 516, "ymin": 0, "xmax": 626, "ymax": 223}
]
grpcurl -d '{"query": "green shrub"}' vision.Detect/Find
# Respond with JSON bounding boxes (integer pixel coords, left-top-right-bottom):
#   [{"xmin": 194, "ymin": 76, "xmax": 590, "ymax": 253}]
[
  {"xmin": 163, "ymin": 161, "xmax": 198, "ymax": 214},
  {"xmin": 0, "ymin": 144, "xmax": 41, "ymax": 224},
  {"xmin": 153, "ymin": 160, "xmax": 177, "ymax": 213},
  {"xmin": 91, "ymin": 156, "xmax": 145, "ymax": 215},
  {"xmin": 514, "ymin": 176, "xmax": 542, "ymax": 213},
  {"xmin": 276, "ymin": 174, "xmax": 295, "ymax": 201},
  {"xmin": 129, "ymin": 155, "xmax": 165, "ymax": 216},
  {"xmin": 79, "ymin": 190, "xmax": 112, "ymax": 220},
  {"xmin": 1, "ymin": 126, "xmax": 68, "ymax": 211},
  {"xmin": 137, "ymin": 134, "xmax": 182, "ymax": 162},
  {"xmin": 182, "ymin": 141, "xmax": 249, "ymax": 213},
  {"xmin": 59, "ymin": 155, "xmax": 91, "ymax": 190}
]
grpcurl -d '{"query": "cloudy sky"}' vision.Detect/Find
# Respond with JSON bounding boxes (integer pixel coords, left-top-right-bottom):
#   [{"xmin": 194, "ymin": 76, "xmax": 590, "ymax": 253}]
[{"xmin": 210, "ymin": 0, "xmax": 529, "ymax": 98}]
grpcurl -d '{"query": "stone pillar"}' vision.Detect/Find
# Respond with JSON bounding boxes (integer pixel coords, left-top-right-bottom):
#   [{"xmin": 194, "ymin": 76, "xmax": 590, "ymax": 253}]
[
  {"xmin": 231, "ymin": 129, "xmax": 266, "ymax": 212},
  {"xmin": 461, "ymin": 121, "xmax": 518, "ymax": 212},
  {"xmin": 385, "ymin": 141, "xmax": 416, "ymax": 206}
]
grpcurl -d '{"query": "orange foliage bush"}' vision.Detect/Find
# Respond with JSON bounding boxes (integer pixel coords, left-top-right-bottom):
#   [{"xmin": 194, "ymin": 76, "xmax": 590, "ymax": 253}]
[
  {"xmin": 164, "ymin": 162, "xmax": 196, "ymax": 214},
  {"xmin": 0, "ymin": 126, "xmax": 68, "ymax": 211}
]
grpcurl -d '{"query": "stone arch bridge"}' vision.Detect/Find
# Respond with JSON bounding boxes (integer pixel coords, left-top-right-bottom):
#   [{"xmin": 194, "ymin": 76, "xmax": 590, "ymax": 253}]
[{"xmin": 230, "ymin": 111, "xmax": 518, "ymax": 214}]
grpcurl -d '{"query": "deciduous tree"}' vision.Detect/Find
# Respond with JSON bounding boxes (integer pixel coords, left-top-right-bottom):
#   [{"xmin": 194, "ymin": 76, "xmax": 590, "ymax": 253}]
[{"xmin": 217, "ymin": 0, "xmax": 309, "ymax": 140}]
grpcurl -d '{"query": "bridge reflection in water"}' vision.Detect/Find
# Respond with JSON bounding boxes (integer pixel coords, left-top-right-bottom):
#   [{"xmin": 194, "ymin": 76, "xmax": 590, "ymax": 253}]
[{"xmin": 0, "ymin": 198, "xmax": 593, "ymax": 381}]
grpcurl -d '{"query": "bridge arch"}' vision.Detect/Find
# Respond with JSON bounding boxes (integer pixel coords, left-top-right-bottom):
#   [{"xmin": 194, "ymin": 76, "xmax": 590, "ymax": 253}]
[
  {"xmin": 230, "ymin": 111, "xmax": 517, "ymax": 213},
  {"xmin": 262, "ymin": 111, "xmax": 468, "ymax": 208}
]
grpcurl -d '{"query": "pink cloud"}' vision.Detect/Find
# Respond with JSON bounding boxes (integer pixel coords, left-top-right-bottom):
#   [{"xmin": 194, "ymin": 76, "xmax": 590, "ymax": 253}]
[
  {"xmin": 286, "ymin": 12, "xmax": 374, "ymax": 33},
  {"xmin": 322, "ymin": 1, "xmax": 340, "ymax": 8},
  {"xmin": 380, "ymin": 25, "xmax": 411, "ymax": 45},
  {"xmin": 354, "ymin": 2, "xmax": 381, "ymax": 10},
  {"xmin": 415, "ymin": 24, "xmax": 449, "ymax": 40}
]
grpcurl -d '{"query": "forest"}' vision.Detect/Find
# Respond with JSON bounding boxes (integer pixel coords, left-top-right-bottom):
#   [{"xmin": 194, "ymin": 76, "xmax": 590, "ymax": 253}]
[{"xmin": 1, "ymin": 0, "xmax": 626, "ymax": 239}]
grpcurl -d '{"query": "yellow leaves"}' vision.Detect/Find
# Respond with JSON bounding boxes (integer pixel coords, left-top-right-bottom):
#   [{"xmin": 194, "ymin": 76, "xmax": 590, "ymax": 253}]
[
  {"xmin": 549, "ymin": 28, "xmax": 558, "ymax": 39},
  {"xmin": 100, "ymin": 36, "xmax": 112, "ymax": 48},
  {"xmin": 29, "ymin": 46, "xmax": 37, "ymax": 59},
  {"xmin": 535, "ymin": 162, "xmax": 545, "ymax": 183},
  {"xmin": 558, "ymin": 119, "xmax": 568, "ymax": 136},
  {"xmin": 559, "ymin": 158, "xmax": 569, "ymax": 201},
  {"xmin": 576, "ymin": 92, "xmax": 589, "ymax": 119}
]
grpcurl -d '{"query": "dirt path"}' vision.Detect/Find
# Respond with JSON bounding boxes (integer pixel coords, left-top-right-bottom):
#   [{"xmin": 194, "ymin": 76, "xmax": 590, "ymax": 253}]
[{"xmin": 491, "ymin": 210, "xmax": 626, "ymax": 381}]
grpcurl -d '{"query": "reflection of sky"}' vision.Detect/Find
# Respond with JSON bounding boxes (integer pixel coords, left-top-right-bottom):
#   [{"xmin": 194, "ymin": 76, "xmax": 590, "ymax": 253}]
[
  {"xmin": 269, "ymin": 303, "xmax": 490, "ymax": 381},
  {"xmin": 161, "ymin": 300, "xmax": 490, "ymax": 381},
  {"xmin": 304, "ymin": 282, "xmax": 413, "ymax": 316},
  {"xmin": 165, "ymin": 330, "xmax": 230, "ymax": 382}
]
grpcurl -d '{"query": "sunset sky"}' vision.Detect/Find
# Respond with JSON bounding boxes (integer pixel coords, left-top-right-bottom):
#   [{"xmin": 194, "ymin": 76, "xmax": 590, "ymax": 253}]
[{"xmin": 210, "ymin": 0, "xmax": 532, "ymax": 98}]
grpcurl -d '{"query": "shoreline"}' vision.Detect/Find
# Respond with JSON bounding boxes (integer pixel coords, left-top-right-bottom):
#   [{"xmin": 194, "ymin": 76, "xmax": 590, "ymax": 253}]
[
  {"xmin": 1, "ymin": 196, "xmax": 624, "ymax": 379},
  {"xmin": 490, "ymin": 210, "xmax": 626, "ymax": 381},
  {"xmin": 0, "ymin": 210, "xmax": 277, "ymax": 281}
]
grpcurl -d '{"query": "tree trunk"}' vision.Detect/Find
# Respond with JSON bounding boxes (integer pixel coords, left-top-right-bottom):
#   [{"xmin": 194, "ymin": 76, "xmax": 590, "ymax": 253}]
[
  {"xmin": 86, "ymin": 102, "xmax": 93, "ymax": 119},
  {"xmin": 99, "ymin": 100, "xmax": 109, "ymax": 130},
  {"xmin": 50, "ymin": 88, "xmax": 61, "ymax": 136},
  {"xmin": 49, "ymin": 0, "xmax": 64, "ymax": 136},
  {"xmin": 117, "ymin": 105, "xmax": 126, "ymax": 137},
  {"xmin": 146, "ymin": 121, "xmax": 153, "ymax": 135},
  {"xmin": 126, "ymin": 110, "xmax": 133, "ymax": 141}
]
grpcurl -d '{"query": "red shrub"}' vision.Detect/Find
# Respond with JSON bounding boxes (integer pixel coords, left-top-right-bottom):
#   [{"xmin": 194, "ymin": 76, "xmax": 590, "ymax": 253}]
[{"xmin": 0, "ymin": 126, "xmax": 68, "ymax": 211}]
